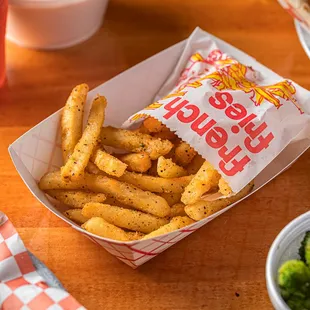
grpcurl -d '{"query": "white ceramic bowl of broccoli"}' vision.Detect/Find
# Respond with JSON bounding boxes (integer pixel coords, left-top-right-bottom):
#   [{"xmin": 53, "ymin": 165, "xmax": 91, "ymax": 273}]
[{"xmin": 266, "ymin": 211, "xmax": 310, "ymax": 310}]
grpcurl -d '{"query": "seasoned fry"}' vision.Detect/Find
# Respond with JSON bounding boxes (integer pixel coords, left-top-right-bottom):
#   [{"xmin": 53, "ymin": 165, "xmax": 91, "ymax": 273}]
[
  {"xmin": 118, "ymin": 171, "xmax": 193, "ymax": 194},
  {"xmin": 142, "ymin": 216, "xmax": 194, "ymax": 240},
  {"xmin": 152, "ymin": 131, "xmax": 177, "ymax": 141},
  {"xmin": 143, "ymin": 117, "xmax": 167, "ymax": 133},
  {"xmin": 82, "ymin": 217, "xmax": 130, "ymax": 241},
  {"xmin": 181, "ymin": 161, "xmax": 220, "ymax": 205},
  {"xmin": 218, "ymin": 177, "xmax": 233, "ymax": 196},
  {"xmin": 159, "ymin": 192, "xmax": 182, "ymax": 206},
  {"xmin": 39, "ymin": 171, "xmax": 170, "ymax": 218},
  {"xmin": 86, "ymin": 162, "xmax": 102, "ymax": 175},
  {"xmin": 174, "ymin": 142, "xmax": 197, "ymax": 167},
  {"xmin": 184, "ymin": 181, "xmax": 254, "ymax": 221},
  {"xmin": 170, "ymin": 203, "xmax": 186, "ymax": 217},
  {"xmin": 186, "ymin": 154, "xmax": 205, "ymax": 175},
  {"xmin": 61, "ymin": 84, "xmax": 89, "ymax": 163},
  {"xmin": 104, "ymin": 197, "xmax": 133, "ymax": 209},
  {"xmin": 133, "ymin": 123, "xmax": 150, "ymax": 134},
  {"xmin": 82, "ymin": 203, "xmax": 169, "ymax": 233},
  {"xmin": 46, "ymin": 190, "xmax": 106, "ymax": 209},
  {"xmin": 157, "ymin": 156, "xmax": 187, "ymax": 178},
  {"xmin": 118, "ymin": 153, "xmax": 151, "ymax": 173},
  {"xmin": 64, "ymin": 209, "xmax": 89, "ymax": 224},
  {"xmin": 91, "ymin": 146, "xmax": 127, "ymax": 177},
  {"xmin": 61, "ymin": 95, "xmax": 106, "ymax": 181},
  {"xmin": 100, "ymin": 126, "xmax": 173, "ymax": 160}
]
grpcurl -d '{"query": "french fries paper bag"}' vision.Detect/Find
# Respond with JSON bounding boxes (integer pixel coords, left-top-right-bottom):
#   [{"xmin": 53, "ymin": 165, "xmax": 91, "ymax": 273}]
[
  {"xmin": 8, "ymin": 27, "xmax": 310, "ymax": 268},
  {"xmin": 124, "ymin": 28, "xmax": 310, "ymax": 193}
]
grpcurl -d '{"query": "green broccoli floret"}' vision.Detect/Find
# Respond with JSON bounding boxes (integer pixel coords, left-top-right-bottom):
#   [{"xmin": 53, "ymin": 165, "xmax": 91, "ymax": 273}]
[
  {"xmin": 299, "ymin": 231, "xmax": 310, "ymax": 266},
  {"xmin": 278, "ymin": 260, "xmax": 310, "ymax": 309}
]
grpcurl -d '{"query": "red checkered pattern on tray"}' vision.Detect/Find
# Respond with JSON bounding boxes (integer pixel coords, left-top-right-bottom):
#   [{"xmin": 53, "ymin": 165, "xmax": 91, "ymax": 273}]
[{"xmin": 0, "ymin": 213, "xmax": 85, "ymax": 310}]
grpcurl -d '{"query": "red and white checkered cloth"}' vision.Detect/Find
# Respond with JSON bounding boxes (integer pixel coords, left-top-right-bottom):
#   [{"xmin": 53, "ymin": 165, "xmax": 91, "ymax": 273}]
[{"xmin": 0, "ymin": 212, "xmax": 85, "ymax": 310}]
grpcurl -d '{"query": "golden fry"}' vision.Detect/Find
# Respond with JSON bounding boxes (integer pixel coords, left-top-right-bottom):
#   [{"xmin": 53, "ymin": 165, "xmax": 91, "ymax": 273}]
[
  {"xmin": 181, "ymin": 161, "xmax": 220, "ymax": 205},
  {"xmin": 39, "ymin": 171, "xmax": 170, "ymax": 218},
  {"xmin": 184, "ymin": 181, "xmax": 254, "ymax": 221},
  {"xmin": 143, "ymin": 117, "xmax": 167, "ymax": 133},
  {"xmin": 218, "ymin": 177, "xmax": 233, "ymax": 196},
  {"xmin": 61, "ymin": 96, "xmax": 106, "ymax": 181},
  {"xmin": 86, "ymin": 162, "xmax": 102, "ymax": 175},
  {"xmin": 118, "ymin": 171, "xmax": 193, "ymax": 194},
  {"xmin": 118, "ymin": 153, "xmax": 151, "ymax": 173},
  {"xmin": 174, "ymin": 142, "xmax": 197, "ymax": 167},
  {"xmin": 61, "ymin": 84, "xmax": 89, "ymax": 163},
  {"xmin": 46, "ymin": 190, "xmax": 106, "ymax": 209},
  {"xmin": 82, "ymin": 217, "xmax": 130, "ymax": 241},
  {"xmin": 100, "ymin": 126, "xmax": 173, "ymax": 160},
  {"xmin": 186, "ymin": 154, "xmax": 205, "ymax": 175},
  {"xmin": 142, "ymin": 216, "xmax": 194, "ymax": 240},
  {"xmin": 152, "ymin": 131, "xmax": 177, "ymax": 141},
  {"xmin": 159, "ymin": 192, "xmax": 182, "ymax": 207},
  {"xmin": 157, "ymin": 156, "xmax": 187, "ymax": 178},
  {"xmin": 170, "ymin": 203, "xmax": 186, "ymax": 217},
  {"xmin": 91, "ymin": 146, "xmax": 127, "ymax": 177},
  {"xmin": 64, "ymin": 209, "xmax": 89, "ymax": 224},
  {"xmin": 82, "ymin": 202, "xmax": 169, "ymax": 233}
]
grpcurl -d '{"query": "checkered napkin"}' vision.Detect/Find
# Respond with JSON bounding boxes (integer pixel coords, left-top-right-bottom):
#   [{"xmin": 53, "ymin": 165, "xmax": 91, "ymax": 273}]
[{"xmin": 0, "ymin": 212, "xmax": 85, "ymax": 310}]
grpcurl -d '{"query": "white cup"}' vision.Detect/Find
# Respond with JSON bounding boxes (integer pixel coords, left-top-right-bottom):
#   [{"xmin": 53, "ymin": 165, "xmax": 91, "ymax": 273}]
[{"xmin": 6, "ymin": 0, "xmax": 109, "ymax": 50}]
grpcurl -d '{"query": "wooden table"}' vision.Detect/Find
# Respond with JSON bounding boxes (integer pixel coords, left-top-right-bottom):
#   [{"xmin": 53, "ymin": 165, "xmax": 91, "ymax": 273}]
[{"xmin": 1, "ymin": 0, "xmax": 310, "ymax": 309}]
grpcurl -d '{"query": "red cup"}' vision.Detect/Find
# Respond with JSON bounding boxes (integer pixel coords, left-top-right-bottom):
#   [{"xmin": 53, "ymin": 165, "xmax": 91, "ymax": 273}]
[{"xmin": 0, "ymin": 0, "xmax": 7, "ymax": 87}]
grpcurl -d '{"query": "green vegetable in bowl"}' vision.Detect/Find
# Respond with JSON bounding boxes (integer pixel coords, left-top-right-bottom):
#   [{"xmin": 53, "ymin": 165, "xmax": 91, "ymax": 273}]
[
  {"xmin": 299, "ymin": 231, "xmax": 310, "ymax": 266},
  {"xmin": 277, "ymin": 232, "xmax": 310, "ymax": 310}
]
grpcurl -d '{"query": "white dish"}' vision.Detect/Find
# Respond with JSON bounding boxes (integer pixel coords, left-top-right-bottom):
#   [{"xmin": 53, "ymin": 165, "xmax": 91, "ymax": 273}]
[
  {"xmin": 266, "ymin": 211, "xmax": 310, "ymax": 310},
  {"xmin": 6, "ymin": 0, "xmax": 109, "ymax": 50},
  {"xmin": 295, "ymin": 20, "xmax": 310, "ymax": 59}
]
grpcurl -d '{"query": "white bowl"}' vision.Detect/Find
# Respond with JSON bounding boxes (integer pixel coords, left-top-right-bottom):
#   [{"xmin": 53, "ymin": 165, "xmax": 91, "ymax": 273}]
[
  {"xmin": 6, "ymin": 0, "xmax": 109, "ymax": 50},
  {"xmin": 266, "ymin": 211, "xmax": 310, "ymax": 310}
]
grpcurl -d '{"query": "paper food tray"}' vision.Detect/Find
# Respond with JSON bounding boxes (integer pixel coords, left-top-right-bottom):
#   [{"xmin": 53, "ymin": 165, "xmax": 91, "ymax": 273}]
[{"xmin": 8, "ymin": 28, "xmax": 310, "ymax": 268}]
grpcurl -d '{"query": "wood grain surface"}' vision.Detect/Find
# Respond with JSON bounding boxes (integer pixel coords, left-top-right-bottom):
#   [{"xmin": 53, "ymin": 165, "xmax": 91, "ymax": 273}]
[{"xmin": 1, "ymin": 0, "xmax": 310, "ymax": 309}]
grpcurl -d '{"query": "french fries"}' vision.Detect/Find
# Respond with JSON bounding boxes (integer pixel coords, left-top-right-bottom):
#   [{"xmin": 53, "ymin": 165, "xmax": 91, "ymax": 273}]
[
  {"xmin": 181, "ymin": 161, "xmax": 220, "ymax": 205},
  {"xmin": 39, "ymin": 85, "xmax": 255, "ymax": 243},
  {"xmin": 61, "ymin": 84, "xmax": 89, "ymax": 163},
  {"xmin": 46, "ymin": 190, "xmax": 106, "ymax": 209},
  {"xmin": 159, "ymin": 192, "xmax": 182, "ymax": 207},
  {"xmin": 100, "ymin": 126, "xmax": 173, "ymax": 160},
  {"xmin": 82, "ymin": 217, "xmax": 130, "ymax": 241},
  {"xmin": 118, "ymin": 171, "xmax": 193, "ymax": 194},
  {"xmin": 218, "ymin": 177, "xmax": 233, "ymax": 196},
  {"xmin": 186, "ymin": 154, "xmax": 205, "ymax": 175},
  {"xmin": 82, "ymin": 202, "xmax": 169, "ymax": 233},
  {"xmin": 170, "ymin": 203, "xmax": 186, "ymax": 218},
  {"xmin": 157, "ymin": 156, "xmax": 187, "ymax": 178},
  {"xmin": 61, "ymin": 95, "xmax": 106, "ymax": 181},
  {"xmin": 174, "ymin": 142, "xmax": 197, "ymax": 167},
  {"xmin": 118, "ymin": 153, "xmax": 151, "ymax": 173},
  {"xmin": 142, "ymin": 216, "xmax": 194, "ymax": 240},
  {"xmin": 91, "ymin": 145, "xmax": 127, "ymax": 177},
  {"xmin": 64, "ymin": 209, "xmax": 89, "ymax": 224},
  {"xmin": 184, "ymin": 182, "xmax": 254, "ymax": 221},
  {"xmin": 143, "ymin": 117, "xmax": 167, "ymax": 133},
  {"xmin": 40, "ymin": 171, "xmax": 170, "ymax": 218}
]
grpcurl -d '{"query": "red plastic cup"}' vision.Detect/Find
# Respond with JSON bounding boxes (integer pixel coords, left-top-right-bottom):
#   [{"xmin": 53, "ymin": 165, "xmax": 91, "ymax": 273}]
[{"xmin": 0, "ymin": 0, "xmax": 7, "ymax": 87}]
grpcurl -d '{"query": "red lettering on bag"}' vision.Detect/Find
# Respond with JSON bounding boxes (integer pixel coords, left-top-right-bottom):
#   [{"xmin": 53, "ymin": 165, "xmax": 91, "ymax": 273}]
[
  {"xmin": 163, "ymin": 97, "xmax": 189, "ymax": 120},
  {"xmin": 244, "ymin": 132, "xmax": 274, "ymax": 153},
  {"xmin": 209, "ymin": 92, "xmax": 233, "ymax": 110},
  {"xmin": 177, "ymin": 104, "xmax": 200, "ymax": 123},
  {"xmin": 219, "ymin": 155, "xmax": 251, "ymax": 176},
  {"xmin": 225, "ymin": 103, "xmax": 247, "ymax": 120},
  {"xmin": 191, "ymin": 113, "xmax": 216, "ymax": 136},
  {"xmin": 205, "ymin": 126, "xmax": 228, "ymax": 148}
]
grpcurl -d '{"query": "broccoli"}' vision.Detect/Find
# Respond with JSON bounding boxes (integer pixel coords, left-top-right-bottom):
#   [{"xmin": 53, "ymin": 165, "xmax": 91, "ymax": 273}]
[
  {"xmin": 299, "ymin": 231, "xmax": 310, "ymax": 266},
  {"xmin": 278, "ymin": 260, "xmax": 310, "ymax": 310}
]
